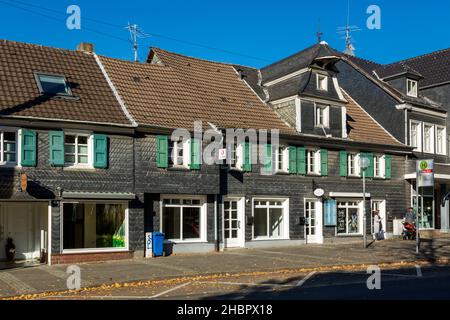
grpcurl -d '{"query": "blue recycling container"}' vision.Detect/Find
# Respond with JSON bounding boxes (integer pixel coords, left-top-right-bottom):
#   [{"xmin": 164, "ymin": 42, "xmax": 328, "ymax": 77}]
[{"xmin": 152, "ymin": 232, "xmax": 164, "ymax": 257}]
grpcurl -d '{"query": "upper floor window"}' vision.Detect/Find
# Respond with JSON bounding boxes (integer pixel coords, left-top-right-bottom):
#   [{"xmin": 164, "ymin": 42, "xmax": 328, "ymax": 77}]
[
  {"xmin": 306, "ymin": 149, "xmax": 320, "ymax": 175},
  {"xmin": 35, "ymin": 73, "xmax": 72, "ymax": 96},
  {"xmin": 229, "ymin": 142, "xmax": 243, "ymax": 170},
  {"xmin": 317, "ymin": 74, "xmax": 328, "ymax": 91},
  {"xmin": 348, "ymin": 153, "xmax": 360, "ymax": 177},
  {"xmin": 410, "ymin": 121, "xmax": 422, "ymax": 151},
  {"xmin": 407, "ymin": 79, "xmax": 418, "ymax": 98},
  {"xmin": 423, "ymin": 124, "xmax": 434, "ymax": 153},
  {"xmin": 315, "ymin": 104, "xmax": 329, "ymax": 127},
  {"xmin": 436, "ymin": 126, "xmax": 446, "ymax": 155},
  {"xmin": 373, "ymin": 155, "xmax": 385, "ymax": 178},
  {"xmin": 64, "ymin": 133, "xmax": 91, "ymax": 166},
  {"xmin": 0, "ymin": 129, "xmax": 17, "ymax": 165},
  {"xmin": 275, "ymin": 146, "xmax": 289, "ymax": 173},
  {"xmin": 169, "ymin": 139, "xmax": 190, "ymax": 168}
]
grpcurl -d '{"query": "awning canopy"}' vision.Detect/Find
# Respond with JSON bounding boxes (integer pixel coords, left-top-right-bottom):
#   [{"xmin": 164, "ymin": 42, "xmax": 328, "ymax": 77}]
[{"xmin": 62, "ymin": 191, "xmax": 135, "ymax": 200}]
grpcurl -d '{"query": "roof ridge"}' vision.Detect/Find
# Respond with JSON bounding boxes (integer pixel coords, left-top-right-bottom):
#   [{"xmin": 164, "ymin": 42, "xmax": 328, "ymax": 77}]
[
  {"xmin": 384, "ymin": 47, "xmax": 450, "ymax": 65},
  {"xmin": 151, "ymin": 47, "xmax": 253, "ymax": 68},
  {"xmin": 260, "ymin": 43, "xmax": 319, "ymax": 71},
  {"xmin": 0, "ymin": 38, "xmax": 88, "ymax": 56},
  {"xmin": 99, "ymin": 54, "xmax": 170, "ymax": 69},
  {"xmin": 341, "ymin": 52, "xmax": 383, "ymax": 68}
]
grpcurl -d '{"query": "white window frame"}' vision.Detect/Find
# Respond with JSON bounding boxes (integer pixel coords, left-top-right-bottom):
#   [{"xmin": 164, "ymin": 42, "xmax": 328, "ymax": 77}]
[
  {"xmin": 336, "ymin": 200, "xmax": 364, "ymax": 236},
  {"xmin": 348, "ymin": 153, "xmax": 360, "ymax": 177},
  {"xmin": 169, "ymin": 138, "xmax": 191, "ymax": 168},
  {"xmin": 436, "ymin": 125, "xmax": 447, "ymax": 155},
  {"xmin": 252, "ymin": 198, "xmax": 289, "ymax": 240},
  {"xmin": 373, "ymin": 154, "xmax": 386, "ymax": 179},
  {"xmin": 317, "ymin": 74, "xmax": 328, "ymax": 91},
  {"xmin": 275, "ymin": 146, "xmax": 289, "ymax": 173},
  {"xmin": 406, "ymin": 79, "xmax": 418, "ymax": 98},
  {"xmin": 64, "ymin": 131, "xmax": 93, "ymax": 168},
  {"xmin": 314, "ymin": 103, "xmax": 330, "ymax": 128},
  {"xmin": 0, "ymin": 127, "xmax": 21, "ymax": 167},
  {"xmin": 160, "ymin": 195, "xmax": 207, "ymax": 243},
  {"xmin": 410, "ymin": 120, "xmax": 422, "ymax": 152},
  {"xmin": 423, "ymin": 123, "xmax": 435, "ymax": 154},
  {"xmin": 306, "ymin": 149, "xmax": 321, "ymax": 175},
  {"xmin": 61, "ymin": 201, "xmax": 129, "ymax": 254}
]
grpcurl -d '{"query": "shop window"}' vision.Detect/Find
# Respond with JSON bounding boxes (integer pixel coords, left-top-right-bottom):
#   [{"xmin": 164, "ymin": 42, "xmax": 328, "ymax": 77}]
[
  {"xmin": 161, "ymin": 197, "xmax": 206, "ymax": 242},
  {"xmin": 253, "ymin": 199, "xmax": 288, "ymax": 239},
  {"xmin": 336, "ymin": 201, "xmax": 362, "ymax": 235},
  {"xmin": 63, "ymin": 203, "xmax": 127, "ymax": 250}
]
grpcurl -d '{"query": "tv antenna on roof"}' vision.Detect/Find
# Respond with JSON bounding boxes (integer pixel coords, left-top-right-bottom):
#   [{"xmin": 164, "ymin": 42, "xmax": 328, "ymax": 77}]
[
  {"xmin": 316, "ymin": 19, "xmax": 324, "ymax": 43},
  {"xmin": 337, "ymin": 0, "xmax": 361, "ymax": 56},
  {"xmin": 125, "ymin": 23, "xmax": 151, "ymax": 62}
]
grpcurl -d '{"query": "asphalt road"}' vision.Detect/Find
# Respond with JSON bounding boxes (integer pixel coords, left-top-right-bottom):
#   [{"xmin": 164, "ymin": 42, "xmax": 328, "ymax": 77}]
[{"xmin": 37, "ymin": 265, "xmax": 450, "ymax": 300}]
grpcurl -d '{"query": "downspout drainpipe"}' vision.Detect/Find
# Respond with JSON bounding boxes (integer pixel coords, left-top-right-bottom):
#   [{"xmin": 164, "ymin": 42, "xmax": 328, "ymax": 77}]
[{"xmin": 214, "ymin": 195, "xmax": 220, "ymax": 251}]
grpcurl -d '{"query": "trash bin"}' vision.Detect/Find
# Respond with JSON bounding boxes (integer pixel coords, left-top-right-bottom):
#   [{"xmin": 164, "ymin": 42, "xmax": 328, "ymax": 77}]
[{"xmin": 152, "ymin": 232, "xmax": 164, "ymax": 257}]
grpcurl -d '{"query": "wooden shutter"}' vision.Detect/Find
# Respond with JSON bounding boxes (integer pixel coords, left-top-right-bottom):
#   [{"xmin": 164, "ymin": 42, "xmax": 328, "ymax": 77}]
[
  {"xmin": 288, "ymin": 146, "xmax": 297, "ymax": 174},
  {"xmin": 385, "ymin": 154, "xmax": 392, "ymax": 179},
  {"xmin": 297, "ymin": 147, "xmax": 306, "ymax": 175},
  {"xmin": 190, "ymin": 138, "xmax": 201, "ymax": 170},
  {"xmin": 49, "ymin": 131, "xmax": 65, "ymax": 167},
  {"xmin": 21, "ymin": 129, "xmax": 36, "ymax": 167},
  {"xmin": 320, "ymin": 149, "xmax": 328, "ymax": 176},
  {"xmin": 243, "ymin": 142, "xmax": 252, "ymax": 172},
  {"xmin": 339, "ymin": 150, "xmax": 348, "ymax": 177},
  {"xmin": 93, "ymin": 134, "xmax": 108, "ymax": 169},
  {"xmin": 365, "ymin": 153, "xmax": 374, "ymax": 178},
  {"xmin": 156, "ymin": 135, "xmax": 168, "ymax": 168}
]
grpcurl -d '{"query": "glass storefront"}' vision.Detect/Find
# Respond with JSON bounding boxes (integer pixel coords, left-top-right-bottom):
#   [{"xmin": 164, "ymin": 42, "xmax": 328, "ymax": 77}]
[
  {"xmin": 162, "ymin": 198, "xmax": 204, "ymax": 241},
  {"xmin": 337, "ymin": 201, "xmax": 361, "ymax": 235},
  {"xmin": 63, "ymin": 203, "xmax": 127, "ymax": 250},
  {"xmin": 411, "ymin": 185, "xmax": 435, "ymax": 229},
  {"xmin": 253, "ymin": 199, "xmax": 287, "ymax": 239}
]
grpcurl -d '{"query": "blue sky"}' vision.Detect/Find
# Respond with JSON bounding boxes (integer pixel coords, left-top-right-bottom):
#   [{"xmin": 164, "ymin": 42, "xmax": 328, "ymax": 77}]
[{"xmin": 0, "ymin": 0, "xmax": 449, "ymax": 67}]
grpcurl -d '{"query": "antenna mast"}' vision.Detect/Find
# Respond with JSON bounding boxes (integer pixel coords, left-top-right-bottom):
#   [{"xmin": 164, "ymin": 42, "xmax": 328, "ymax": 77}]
[
  {"xmin": 126, "ymin": 23, "xmax": 150, "ymax": 62},
  {"xmin": 316, "ymin": 19, "xmax": 324, "ymax": 43},
  {"xmin": 337, "ymin": 0, "xmax": 361, "ymax": 56}
]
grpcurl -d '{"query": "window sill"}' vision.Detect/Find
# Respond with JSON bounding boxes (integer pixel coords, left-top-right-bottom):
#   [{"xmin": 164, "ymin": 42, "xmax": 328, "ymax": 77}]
[
  {"xmin": 275, "ymin": 171, "xmax": 290, "ymax": 175},
  {"xmin": 63, "ymin": 166, "xmax": 95, "ymax": 171},
  {"xmin": 167, "ymin": 166, "xmax": 190, "ymax": 171},
  {"xmin": 0, "ymin": 163, "xmax": 20, "ymax": 169},
  {"xmin": 307, "ymin": 173, "xmax": 321, "ymax": 177}
]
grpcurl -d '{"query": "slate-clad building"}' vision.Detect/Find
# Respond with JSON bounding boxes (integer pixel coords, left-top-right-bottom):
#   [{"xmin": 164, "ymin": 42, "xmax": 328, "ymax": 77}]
[{"xmin": 1, "ymin": 38, "xmax": 446, "ymax": 264}]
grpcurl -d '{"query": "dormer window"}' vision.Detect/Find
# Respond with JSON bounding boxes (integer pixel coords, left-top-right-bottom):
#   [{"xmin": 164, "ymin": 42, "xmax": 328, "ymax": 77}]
[
  {"xmin": 317, "ymin": 74, "xmax": 328, "ymax": 91},
  {"xmin": 406, "ymin": 79, "xmax": 418, "ymax": 97},
  {"xmin": 35, "ymin": 73, "xmax": 72, "ymax": 96},
  {"xmin": 315, "ymin": 104, "xmax": 330, "ymax": 128}
]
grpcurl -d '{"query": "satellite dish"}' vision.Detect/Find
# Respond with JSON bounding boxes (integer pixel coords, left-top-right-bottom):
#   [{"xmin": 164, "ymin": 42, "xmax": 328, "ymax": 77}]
[{"xmin": 314, "ymin": 188, "xmax": 325, "ymax": 197}]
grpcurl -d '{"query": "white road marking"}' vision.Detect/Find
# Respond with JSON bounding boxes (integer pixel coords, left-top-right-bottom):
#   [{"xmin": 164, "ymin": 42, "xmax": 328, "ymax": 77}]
[
  {"xmin": 297, "ymin": 271, "xmax": 317, "ymax": 287},
  {"xmin": 416, "ymin": 265, "xmax": 422, "ymax": 277},
  {"xmin": 0, "ymin": 272, "xmax": 36, "ymax": 294},
  {"xmin": 149, "ymin": 281, "xmax": 192, "ymax": 299},
  {"xmin": 198, "ymin": 280, "xmax": 295, "ymax": 288}
]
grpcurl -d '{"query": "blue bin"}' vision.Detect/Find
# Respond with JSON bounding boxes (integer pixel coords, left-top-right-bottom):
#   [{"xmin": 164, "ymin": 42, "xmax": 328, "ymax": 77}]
[{"xmin": 152, "ymin": 232, "xmax": 164, "ymax": 257}]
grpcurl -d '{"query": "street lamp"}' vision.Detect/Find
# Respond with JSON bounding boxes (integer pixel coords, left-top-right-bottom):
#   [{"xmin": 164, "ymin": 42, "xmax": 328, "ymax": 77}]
[{"xmin": 360, "ymin": 156, "xmax": 370, "ymax": 249}]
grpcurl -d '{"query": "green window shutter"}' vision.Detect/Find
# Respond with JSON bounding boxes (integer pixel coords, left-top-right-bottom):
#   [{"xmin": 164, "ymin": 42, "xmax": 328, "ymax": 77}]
[
  {"xmin": 385, "ymin": 154, "xmax": 392, "ymax": 179},
  {"xmin": 365, "ymin": 153, "xmax": 374, "ymax": 178},
  {"xmin": 48, "ymin": 131, "xmax": 64, "ymax": 167},
  {"xmin": 156, "ymin": 135, "xmax": 168, "ymax": 168},
  {"xmin": 190, "ymin": 138, "xmax": 201, "ymax": 170},
  {"xmin": 320, "ymin": 149, "xmax": 328, "ymax": 176},
  {"xmin": 21, "ymin": 129, "xmax": 37, "ymax": 167},
  {"xmin": 297, "ymin": 147, "xmax": 306, "ymax": 175},
  {"xmin": 339, "ymin": 150, "xmax": 348, "ymax": 177},
  {"xmin": 243, "ymin": 142, "xmax": 252, "ymax": 172},
  {"xmin": 93, "ymin": 134, "xmax": 108, "ymax": 169},
  {"xmin": 288, "ymin": 146, "xmax": 297, "ymax": 174},
  {"xmin": 262, "ymin": 144, "xmax": 272, "ymax": 174}
]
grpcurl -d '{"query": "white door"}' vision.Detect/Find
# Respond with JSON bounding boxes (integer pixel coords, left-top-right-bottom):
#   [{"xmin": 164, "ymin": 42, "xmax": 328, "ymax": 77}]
[
  {"xmin": 305, "ymin": 199, "xmax": 323, "ymax": 244},
  {"xmin": 223, "ymin": 198, "xmax": 245, "ymax": 248},
  {"xmin": 7, "ymin": 203, "xmax": 33, "ymax": 260}
]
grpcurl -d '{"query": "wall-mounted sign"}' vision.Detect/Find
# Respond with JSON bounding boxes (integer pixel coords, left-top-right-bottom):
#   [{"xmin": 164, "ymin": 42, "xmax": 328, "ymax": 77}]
[
  {"xmin": 417, "ymin": 159, "xmax": 434, "ymax": 188},
  {"xmin": 313, "ymin": 188, "xmax": 325, "ymax": 197},
  {"xmin": 324, "ymin": 199, "xmax": 337, "ymax": 226},
  {"xmin": 20, "ymin": 173, "xmax": 28, "ymax": 192},
  {"xmin": 336, "ymin": 208, "xmax": 346, "ymax": 233},
  {"xmin": 218, "ymin": 148, "xmax": 227, "ymax": 160}
]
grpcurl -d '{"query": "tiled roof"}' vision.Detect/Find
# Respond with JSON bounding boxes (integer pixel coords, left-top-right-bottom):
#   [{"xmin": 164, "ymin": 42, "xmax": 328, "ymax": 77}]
[
  {"xmin": 100, "ymin": 48, "xmax": 296, "ymax": 134},
  {"xmin": 344, "ymin": 91, "xmax": 403, "ymax": 147},
  {"xmin": 374, "ymin": 48, "xmax": 450, "ymax": 88},
  {"xmin": 0, "ymin": 40, "xmax": 131, "ymax": 125}
]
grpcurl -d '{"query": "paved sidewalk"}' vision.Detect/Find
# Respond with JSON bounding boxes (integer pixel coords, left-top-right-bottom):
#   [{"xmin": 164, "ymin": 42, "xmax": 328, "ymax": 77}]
[{"xmin": 1, "ymin": 236, "xmax": 450, "ymax": 298}]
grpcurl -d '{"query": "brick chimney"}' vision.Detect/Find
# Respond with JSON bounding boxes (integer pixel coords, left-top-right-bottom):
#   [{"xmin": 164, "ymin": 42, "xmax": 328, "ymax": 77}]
[{"xmin": 77, "ymin": 42, "xmax": 94, "ymax": 53}]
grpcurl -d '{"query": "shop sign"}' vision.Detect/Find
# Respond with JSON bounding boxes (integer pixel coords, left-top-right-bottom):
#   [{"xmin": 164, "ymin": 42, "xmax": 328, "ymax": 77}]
[
  {"xmin": 145, "ymin": 232, "xmax": 153, "ymax": 258},
  {"xmin": 417, "ymin": 159, "xmax": 434, "ymax": 188}
]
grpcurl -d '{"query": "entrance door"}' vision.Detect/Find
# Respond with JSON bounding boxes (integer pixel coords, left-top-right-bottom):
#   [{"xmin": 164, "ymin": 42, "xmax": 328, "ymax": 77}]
[
  {"xmin": 223, "ymin": 198, "xmax": 244, "ymax": 248},
  {"xmin": 7, "ymin": 203, "xmax": 32, "ymax": 260},
  {"xmin": 371, "ymin": 200, "xmax": 386, "ymax": 234},
  {"xmin": 304, "ymin": 199, "xmax": 323, "ymax": 244}
]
